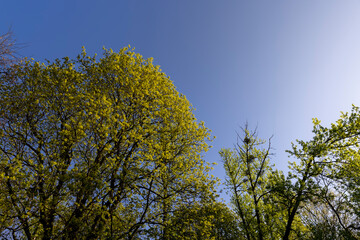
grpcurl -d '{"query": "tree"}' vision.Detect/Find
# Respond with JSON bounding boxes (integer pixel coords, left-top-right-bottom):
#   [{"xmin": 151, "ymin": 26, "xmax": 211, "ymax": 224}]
[
  {"xmin": 220, "ymin": 126, "xmax": 309, "ymax": 240},
  {"xmin": 220, "ymin": 126, "xmax": 286, "ymax": 240},
  {"xmin": 0, "ymin": 47, "xmax": 216, "ymax": 239},
  {"xmin": 282, "ymin": 106, "xmax": 360, "ymax": 240},
  {"xmin": 0, "ymin": 30, "xmax": 18, "ymax": 72}
]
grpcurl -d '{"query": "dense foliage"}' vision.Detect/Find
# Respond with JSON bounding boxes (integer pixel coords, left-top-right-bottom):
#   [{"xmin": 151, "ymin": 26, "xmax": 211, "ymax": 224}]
[{"xmin": 0, "ymin": 48, "xmax": 218, "ymax": 239}]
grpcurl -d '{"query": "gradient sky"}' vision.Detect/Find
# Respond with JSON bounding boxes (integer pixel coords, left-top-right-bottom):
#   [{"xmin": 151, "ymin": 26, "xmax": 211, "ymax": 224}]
[{"xmin": 2, "ymin": 0, "xmax": 360, "ymax": 201}]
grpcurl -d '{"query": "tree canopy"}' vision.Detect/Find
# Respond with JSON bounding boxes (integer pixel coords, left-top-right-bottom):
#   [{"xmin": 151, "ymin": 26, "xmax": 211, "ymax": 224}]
[{"xmin": 0, "ymin": 47, "xmax": 217, "ymax": 239}]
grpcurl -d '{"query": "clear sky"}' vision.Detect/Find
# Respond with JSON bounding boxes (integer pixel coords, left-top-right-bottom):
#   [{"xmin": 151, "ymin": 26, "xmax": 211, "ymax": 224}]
[{"xmin": 2, "ymin": 0, "xmax": 360, "ymax": 201}]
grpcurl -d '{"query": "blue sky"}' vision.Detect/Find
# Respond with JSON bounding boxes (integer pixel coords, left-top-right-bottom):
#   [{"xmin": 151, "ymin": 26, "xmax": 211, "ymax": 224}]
[{"xmin": 2, "ymin": 1, "xmax": 360, "ymax": 201}]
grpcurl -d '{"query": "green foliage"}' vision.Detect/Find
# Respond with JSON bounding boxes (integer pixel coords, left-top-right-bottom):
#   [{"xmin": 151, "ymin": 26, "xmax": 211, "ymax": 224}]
[
  {"xmin": 285, "ymin": 106, "xmax": 360, "ymax": 239},
  {"xmin": 0, "ymin": 47, "xmax": 216, "ymax": 239},
  {"xmin": 250, "ymin": 105, "xmax": 360, "ymax": 240},
  {"xmin": 167, "ymin": 201, "xmax": 241, "ymax": 240},
  {"xmin": 219, "ymin": 126, "xmax": 294, "ymax": 240}
]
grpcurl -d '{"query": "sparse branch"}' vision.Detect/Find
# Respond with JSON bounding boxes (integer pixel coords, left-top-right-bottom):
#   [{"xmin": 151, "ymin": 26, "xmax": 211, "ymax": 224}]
[{"xmin": 0, "ymin": 30, "xmax": 20, "ymax": 71}]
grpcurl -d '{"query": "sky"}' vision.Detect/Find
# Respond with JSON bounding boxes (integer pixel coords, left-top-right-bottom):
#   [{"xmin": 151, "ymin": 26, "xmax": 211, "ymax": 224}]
[{"xmin": 2, "ymin": 0, "xmax": 360, "ymax": 201}]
